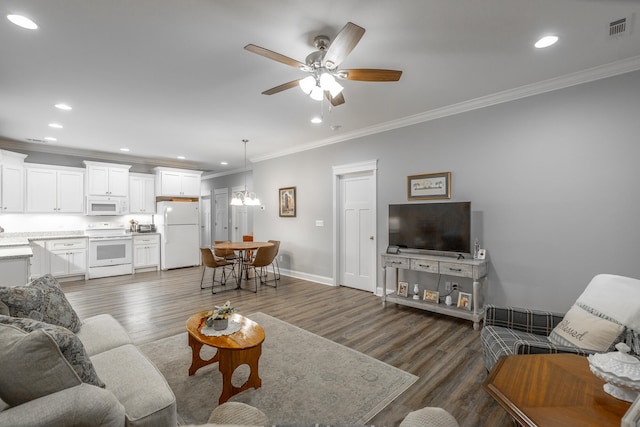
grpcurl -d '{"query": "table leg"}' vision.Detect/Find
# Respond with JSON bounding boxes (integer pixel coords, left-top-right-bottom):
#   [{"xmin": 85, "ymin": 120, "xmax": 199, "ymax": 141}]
[
  {"xmin": 187, "ymin": 333, "xmax": 219, "ymax": 376},
  {"xmin": 217, "ymin": 344, "xmax": 262, "ymax": 404}
]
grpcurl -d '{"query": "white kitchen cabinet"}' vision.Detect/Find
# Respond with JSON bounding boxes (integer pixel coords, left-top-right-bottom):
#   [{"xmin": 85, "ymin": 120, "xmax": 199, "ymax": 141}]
[
  {"xmin": 133, "ymin": 234, "xmax": 160, "ymax": 271},
  {"xmin": 46, "ymin": 238, "xmax": 87, "ymax": 278},
  {"xmin": 29, "ymin": 240, "xmax": 48, "ymax": 279},
  {"xmin": 0, "ymin": 247, "xmax": 32, "ymax": 287},
  {"xmin": 84, "ymin": 161, "xmax": 131, "ymax": 197},
  {"xmin": 0, "ymin": 150, "xmax": 27, "ymax": 213},
  {"xmin": 129, "ymin": 173, "xmax": 156, "ymax": 214},
  {"xmin": 154, "ymin": 167, "xmax": 202, "ymax": 197},
  {"xmin": 26, "ymin": 165, "xmax": 85, "ymax": 213}
]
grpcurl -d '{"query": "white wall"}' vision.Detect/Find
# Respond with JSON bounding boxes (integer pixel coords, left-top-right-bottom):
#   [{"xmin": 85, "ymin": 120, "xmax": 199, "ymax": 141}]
[{"xmin": 252, "ymin": 70, "xmax": 640, "ymax": 312}]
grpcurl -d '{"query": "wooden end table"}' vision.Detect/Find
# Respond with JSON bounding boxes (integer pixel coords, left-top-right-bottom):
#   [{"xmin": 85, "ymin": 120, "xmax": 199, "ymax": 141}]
[
  {"xmin": 483, "ymin": 354, "xmax": 631, "ymax": 427},
  {"xmin": 186, "ymin": 312, "xmax": 265, "ymax": 404}
]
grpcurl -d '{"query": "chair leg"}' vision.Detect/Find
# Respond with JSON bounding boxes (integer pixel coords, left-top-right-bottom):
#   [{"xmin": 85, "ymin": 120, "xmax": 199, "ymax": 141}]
[
  {"xmin": 274, "ymin": 258, "xmax": 280, "ymax": 280},
  {"xmin": 200, "ymin": 266, "xmax": 212, "ymax": 289}
]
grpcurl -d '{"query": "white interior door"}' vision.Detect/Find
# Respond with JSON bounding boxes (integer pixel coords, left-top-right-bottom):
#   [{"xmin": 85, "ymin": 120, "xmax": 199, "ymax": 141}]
[
  {"xmin": 214, "ymin": 189, "xmax": 229, "ymax": 241},
  {"xmin": 231, "ymin": 186, "xmax": 248, "ymax": 242},
  {"xmin": 338, "ymin": 171, "xmax": 376, "ymax": 292},
  {"xmin": 200, "ymin": 193, "xmax": 211, "ymax": 247}
]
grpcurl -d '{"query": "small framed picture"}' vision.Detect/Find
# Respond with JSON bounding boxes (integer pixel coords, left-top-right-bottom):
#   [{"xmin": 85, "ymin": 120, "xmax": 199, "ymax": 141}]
[
  {"xmin": 457, "ymin": 292, "xmax": 472, "ymax": 310},
  {"xmin": 279, "ymin": 187, "xmax": 296, "ymax": 217},
  {"xmin": 423, "ymin": 290, "xmax": 439, "ymax": 303},
  {"xmin": 397, "ymin": 281, "xmax": 409, "ymax": 297},
  {"xmin": 407, "ymin": 172, "xmax": 451, "ymax": 201},
  {"xmin": 477, "ymin": 249, "xmax": 486, "ymax": 260}
]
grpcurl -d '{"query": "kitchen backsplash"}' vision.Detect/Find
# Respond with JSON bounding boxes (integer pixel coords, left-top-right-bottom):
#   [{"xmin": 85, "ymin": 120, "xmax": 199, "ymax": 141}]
[{"xmin": 0, "ymin": 213, "xmax": 154, "ymax": 233}]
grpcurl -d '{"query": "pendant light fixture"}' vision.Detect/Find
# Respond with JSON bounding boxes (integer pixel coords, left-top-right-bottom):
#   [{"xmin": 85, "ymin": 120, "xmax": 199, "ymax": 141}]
[{"xmin": 230, "ymin": 139, "xmax": 261, "ymax": 206}]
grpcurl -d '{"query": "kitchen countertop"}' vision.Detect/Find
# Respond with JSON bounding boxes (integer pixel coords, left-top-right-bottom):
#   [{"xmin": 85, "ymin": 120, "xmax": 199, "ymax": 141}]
[
  {"xmin": 0, "ymin": 246, "xmax": 33, "ymax": 259},
  {"xmin": 0, "ymin": 231, "xmax": 86, "ymax": 249}
]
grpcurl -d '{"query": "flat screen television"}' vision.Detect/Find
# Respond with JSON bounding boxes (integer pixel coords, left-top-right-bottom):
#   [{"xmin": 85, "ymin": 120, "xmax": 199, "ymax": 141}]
[{"xmin": 388, "ymin": 202, "xmax": 471, "ymax": 254}]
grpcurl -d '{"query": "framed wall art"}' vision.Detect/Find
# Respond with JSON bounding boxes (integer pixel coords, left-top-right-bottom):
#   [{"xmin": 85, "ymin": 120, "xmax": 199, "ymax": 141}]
[
  {"xmin": 407, "ymin": 172, "xmax": 451, "ymax": 200},
  {"xmin": 279, "ymin": 186, "xmax": 296, "ymax": 217}
]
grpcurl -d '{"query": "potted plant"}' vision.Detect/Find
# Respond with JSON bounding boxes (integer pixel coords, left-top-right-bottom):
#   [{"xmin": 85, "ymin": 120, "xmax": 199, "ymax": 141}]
[{"xmin": 204, "ymin": 301, "xmax": 235, "ymax": 330}]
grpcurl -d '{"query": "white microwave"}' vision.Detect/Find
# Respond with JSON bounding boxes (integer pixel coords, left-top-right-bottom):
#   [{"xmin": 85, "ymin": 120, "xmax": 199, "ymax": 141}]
[{"xmin": 86, "ymin": 197, "xmax": 128, "ymax": 216}]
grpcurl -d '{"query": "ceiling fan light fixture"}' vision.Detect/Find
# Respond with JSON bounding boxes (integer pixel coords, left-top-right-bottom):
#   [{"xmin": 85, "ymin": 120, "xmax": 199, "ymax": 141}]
[
  {"xmin": 299, "ymin": 76, "xmax": 316, "ymax": 94},
  {"xmin": 309, "ymin": 85, "xmax": 324, "ymax": 101},
  {"xmin": 320, "ymin": 73, "xmax": 343, "ymax": 97}
]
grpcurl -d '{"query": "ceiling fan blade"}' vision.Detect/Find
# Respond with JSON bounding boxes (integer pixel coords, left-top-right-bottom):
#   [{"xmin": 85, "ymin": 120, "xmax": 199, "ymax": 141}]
[
  {"xmin": 322, "ymin": 22, "xmax": 365, "ymax": 70},
  {"xmin": 262, "ymin": 79, "xmax": 302, "ymax": 95},
  {"xmin": 339, "ymin": 69, "xmax": 403, "ymax": 82},
  {"xmin": 325, "ymin": 91, "xmax": 345, "ymax": 106},
  {"xmin": 244, "ymin": 44, "xmax": 306, "ymax": 69}
]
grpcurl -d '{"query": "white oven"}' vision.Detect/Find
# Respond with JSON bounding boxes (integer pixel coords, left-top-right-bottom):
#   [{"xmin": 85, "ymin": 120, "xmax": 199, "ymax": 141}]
[{"xmin": 86, "ymin": 223, "xmax": 133, "ymax": 278}]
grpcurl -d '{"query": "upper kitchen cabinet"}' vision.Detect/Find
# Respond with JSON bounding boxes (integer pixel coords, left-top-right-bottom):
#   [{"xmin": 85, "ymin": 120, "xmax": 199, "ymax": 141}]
[
  {"xmin": 0, "ymin": 150, "xmax": 27, "ymax": 213},
  {"xmin": 154, "ymin": 167, "xmax": 202, "ymax": 198},
  {"xmin": 26, "ymin": 165, "xmax": 85, "ymax": 213},
  {"xmin": 84, "ymin": 161, "xmax": 131, "ymax": 197},
  {"xmin": 129, "ymin": 173, "xmax": 155, "ymax": 214}
]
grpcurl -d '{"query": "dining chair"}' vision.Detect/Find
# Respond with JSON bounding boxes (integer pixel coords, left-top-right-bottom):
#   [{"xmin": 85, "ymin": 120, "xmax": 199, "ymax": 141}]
[
  {"xmin": 213, "ymin": 240, "xmax": 239, "ymax": 273},
  {"xmin": 266, "ymin": 239, "xmax": 281, "ymax": 282},
  {"xmin": 200, "ymin": 248, "xmax": 237, "ymax": 294},
  {"xmin": 244, "ymin": 244, "xmax": 279, "ymax": 291}
]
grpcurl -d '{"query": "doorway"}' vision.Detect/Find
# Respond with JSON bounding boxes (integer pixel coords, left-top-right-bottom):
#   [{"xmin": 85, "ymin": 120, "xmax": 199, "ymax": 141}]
[
  {"xmin": 214, "ymin": 188, "xmax": 229, "ymax": 241},
  {"xmin": 333, "ymin": 160, "xmax": 377, "ymax": 293},
  {"xmin": 200, "ymin": 192, "xmax": 212, "ymax": 248},
  {"xmin": 231, "ymin": 186, "xmax": 248, "ymax": 242}
]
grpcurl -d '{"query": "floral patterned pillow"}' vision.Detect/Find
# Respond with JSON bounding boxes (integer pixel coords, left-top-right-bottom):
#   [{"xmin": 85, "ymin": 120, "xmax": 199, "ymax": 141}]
[
  {"xmin": 0, "ymin": 274, "xmax": 82, "ymax": 332},
  {"xmin": 0, "ymin": 315, "xmax": 104, "ymax": 406}
]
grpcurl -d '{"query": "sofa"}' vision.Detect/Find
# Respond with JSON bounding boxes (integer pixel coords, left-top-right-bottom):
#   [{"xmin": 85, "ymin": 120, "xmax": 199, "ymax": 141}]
[
  {"xmin": 0, "ymin": 274, "xmax": 177, "ymax": 427},
  {"xmin": 481, "ymin": 274, "xmax": 640, "ymax": 371}
]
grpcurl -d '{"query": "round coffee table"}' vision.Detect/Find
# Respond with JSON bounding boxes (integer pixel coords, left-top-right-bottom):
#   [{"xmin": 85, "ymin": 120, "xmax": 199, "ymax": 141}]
[{"xmin": 186, "ymin": 312, "xmax": 265, "ymax": 404}]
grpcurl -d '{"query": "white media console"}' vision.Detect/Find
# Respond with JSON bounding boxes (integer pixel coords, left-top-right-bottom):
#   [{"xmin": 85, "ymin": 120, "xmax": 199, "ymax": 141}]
[{"xmin": 381, "ymin": 252, "xmax": 488, "ymax": 330}]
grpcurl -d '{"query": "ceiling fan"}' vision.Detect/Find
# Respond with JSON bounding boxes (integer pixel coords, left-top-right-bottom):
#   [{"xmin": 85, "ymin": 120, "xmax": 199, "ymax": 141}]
[{"xmin": 244, "ymin": 22, "xmax": 402, "ymax": 106}]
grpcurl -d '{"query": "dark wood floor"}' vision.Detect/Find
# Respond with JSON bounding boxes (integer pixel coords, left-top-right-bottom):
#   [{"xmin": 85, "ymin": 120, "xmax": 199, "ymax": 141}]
[{"xmin": 61, "ymin": 267, "xmax": 513, "ymax": 427}]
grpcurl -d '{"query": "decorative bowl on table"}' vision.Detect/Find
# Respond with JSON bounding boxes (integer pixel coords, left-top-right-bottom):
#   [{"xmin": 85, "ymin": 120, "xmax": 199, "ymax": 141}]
[{"xmin": 588, "ymin": 342, "xmax": 640, "ymax": 402}]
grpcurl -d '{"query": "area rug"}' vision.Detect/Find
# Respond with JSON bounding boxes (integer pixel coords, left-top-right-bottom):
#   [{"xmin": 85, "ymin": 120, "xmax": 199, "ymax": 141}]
[{"xmin": 139, "ymin": 312, "xmax": 418, "ymax": 425}]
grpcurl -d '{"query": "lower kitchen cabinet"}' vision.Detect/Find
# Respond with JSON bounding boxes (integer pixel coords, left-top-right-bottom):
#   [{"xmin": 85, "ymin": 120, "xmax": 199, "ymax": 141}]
[
  {"xmin": 133, "ymin": 234, "xmax": 160, "ymax": 271},
  {"xmin": 31, "ymin": 238, "xmax": 88, "ymax": 280}
]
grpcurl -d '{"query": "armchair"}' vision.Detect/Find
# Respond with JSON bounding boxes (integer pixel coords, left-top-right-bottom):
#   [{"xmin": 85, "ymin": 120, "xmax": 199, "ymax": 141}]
[{"xmin": 481, "ymin": 274, "xmax": 640, "ymax": 371}]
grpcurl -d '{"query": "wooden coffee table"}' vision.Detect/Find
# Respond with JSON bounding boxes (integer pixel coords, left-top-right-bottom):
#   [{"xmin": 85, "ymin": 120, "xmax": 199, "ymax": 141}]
[
  {"xmin": 186, "ymin": 312, "xmax": 265, "ymax": 404},
  {"xmin": 483, "ymin": 354, "xmax": 631, "ymax": 427}
]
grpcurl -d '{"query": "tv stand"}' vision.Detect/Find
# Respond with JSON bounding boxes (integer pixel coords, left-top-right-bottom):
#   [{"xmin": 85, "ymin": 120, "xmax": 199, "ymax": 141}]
[{"xmin": 381, "ymin": 253, "xmax": 488, "ymax": 330}]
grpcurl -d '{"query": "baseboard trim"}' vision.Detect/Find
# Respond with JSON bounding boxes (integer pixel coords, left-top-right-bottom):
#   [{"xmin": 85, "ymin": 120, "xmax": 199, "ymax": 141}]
[{"xmin": 278, "ymin": 268, "xmax": 335, "ymax": 287}]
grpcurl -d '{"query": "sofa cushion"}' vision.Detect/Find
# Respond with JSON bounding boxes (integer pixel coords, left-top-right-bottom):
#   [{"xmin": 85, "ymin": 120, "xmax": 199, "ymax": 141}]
[
  {"xmin": 91, "ymin": 343, "xmax": 176, "ymax": 427},
  {"xmin": 76, "ymin": 314, "xmax": 133, "ymax": 356},
  {"xmin": 0, "ymin": 273, "xmax": 82, "ymax": 332},
  {"xmin": 548, "ymin": 304, "xmax": 625, "ymax": 352},
  {"xmin": 0, "ymin": 317, "xmax": 104, "ymax": 407}
]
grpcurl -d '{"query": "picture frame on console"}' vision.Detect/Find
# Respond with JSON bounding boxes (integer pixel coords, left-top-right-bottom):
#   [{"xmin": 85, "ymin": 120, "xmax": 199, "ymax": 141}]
[
  {"xmin": 457, "ymin": 292, "xmax": 472, "ymax": 310},
  {"xmin": 423, "ymin": 290, "xmax": 439, "ymax": 303},
  {"xmin": 407, "ymin": 172, "xmax": 451, "ymax": 200},
  {"xmin": 279, "ymin": 187, "xmax": 296, "ymax": 217},
  {"xmin": 397, "ymin": 281, "xmax": 409, "ymax": 297}
]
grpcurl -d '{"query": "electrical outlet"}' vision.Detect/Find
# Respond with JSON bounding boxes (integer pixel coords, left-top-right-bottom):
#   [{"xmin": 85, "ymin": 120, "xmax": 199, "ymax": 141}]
[
  {"xmin": 445, "ymin": 281, "xmax": 451, "ymax": 292},
  {"xmin": 451, "ymin": 282, "xmax": 459, "ymax": 291}
]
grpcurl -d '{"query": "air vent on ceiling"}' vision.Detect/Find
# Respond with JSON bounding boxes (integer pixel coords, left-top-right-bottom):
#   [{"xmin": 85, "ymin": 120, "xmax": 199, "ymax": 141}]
[{"xmin": 609, "ymin": 18, "xmax": 627, "ymax": 38}]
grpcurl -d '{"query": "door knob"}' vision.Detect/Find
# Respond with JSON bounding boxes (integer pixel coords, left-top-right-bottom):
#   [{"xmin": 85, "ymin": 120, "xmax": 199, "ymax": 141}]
[{"xmin": 370, "ymin": 236, "xmax": 374, "ymax": 240}]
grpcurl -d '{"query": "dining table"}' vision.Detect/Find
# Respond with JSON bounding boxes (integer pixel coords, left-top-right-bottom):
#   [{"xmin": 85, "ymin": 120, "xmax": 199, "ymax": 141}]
[{"xmin": 212, "ymin": 241, "xmax": 274, "ymax": 289}]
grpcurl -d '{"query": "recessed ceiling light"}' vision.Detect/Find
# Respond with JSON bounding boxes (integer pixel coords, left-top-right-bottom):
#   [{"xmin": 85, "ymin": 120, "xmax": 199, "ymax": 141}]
[
  {"xmin": 48, "ymin": 123, "xmax": 63, "ymax": 129},
  {"xmin": 55, "ymin": 103, "xmax": 72, "ymax": 110},
  {"xmin": 535, "ymin": 35, "xmax": 558, "ymax": 49},
  {"xmin": 310, "ymin": 117, "xmax": 322, "ymax": 124},
  {"xmin": 7, "ymin": 14, "xmax": 38, "ymax": 30},
  {"xmin": 44, "ymin": 137, "xmax": 57, "ymax": 142},
  {"xmin": 120, "ymin": 148, "xmax": 130, "ymax": 152},
  {"xmin": 220, "ymin": 161, "xmax": 228, "ymax": 165},
  {"xmin": 177, "ymin": 156, "xmax": 185, "ymax": 160}
]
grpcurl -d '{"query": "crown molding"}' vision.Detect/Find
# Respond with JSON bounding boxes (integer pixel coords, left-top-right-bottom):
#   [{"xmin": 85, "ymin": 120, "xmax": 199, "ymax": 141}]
[{"xmin": 251, "ymin": 55, "xmax": 640, "ymax": 163}]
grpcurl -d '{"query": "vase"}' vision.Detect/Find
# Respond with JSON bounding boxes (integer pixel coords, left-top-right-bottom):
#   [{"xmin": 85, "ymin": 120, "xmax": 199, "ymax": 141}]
[{"xmin": 212, "ymin": 318, "xmax": 228, "ymax": 331}]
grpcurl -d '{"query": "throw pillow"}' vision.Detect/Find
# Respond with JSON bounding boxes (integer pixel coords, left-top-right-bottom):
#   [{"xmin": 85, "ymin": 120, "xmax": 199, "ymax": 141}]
[
  {"xmin": 0, "ymin": 273, "xmax": 82, "ymax": 332},
  {"xmin": 0, "ymin": 315, "xmax": 104, "ymax": 407},
  {"xmin": 548, "ymin": 304, "xmax": 625, "ymax": 352}
]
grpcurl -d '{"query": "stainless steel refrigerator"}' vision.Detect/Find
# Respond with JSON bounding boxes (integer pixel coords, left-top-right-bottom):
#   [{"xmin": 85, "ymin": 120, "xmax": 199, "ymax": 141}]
[{"xmin": 156, "ymin": 201, "xmax": 200, "ymax": 270}]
